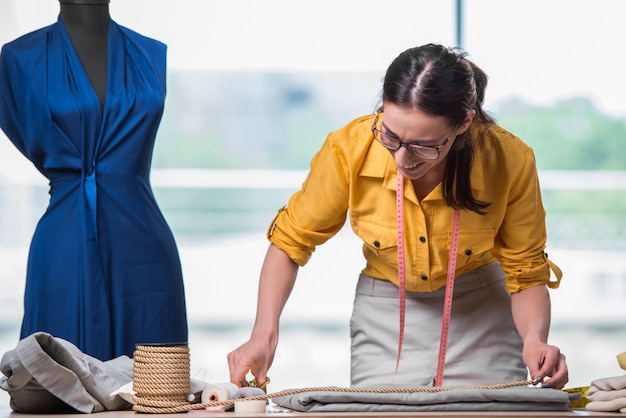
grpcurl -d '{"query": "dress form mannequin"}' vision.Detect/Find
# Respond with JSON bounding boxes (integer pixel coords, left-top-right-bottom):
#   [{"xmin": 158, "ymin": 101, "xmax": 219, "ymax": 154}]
[
  {"xmin": 1, "ymin": 2, "xmax": 189, "ymax": 361},
  {"xmin": 59, "ymin": 0, "xmax": 110, "ymax": 109}
]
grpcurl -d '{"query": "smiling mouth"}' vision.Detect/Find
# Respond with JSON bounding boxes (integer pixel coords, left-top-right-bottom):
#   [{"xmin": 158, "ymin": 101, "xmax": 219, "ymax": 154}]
[{"xmin": 403, "ymin": 162, "xmax": 422, "ymax": 170}]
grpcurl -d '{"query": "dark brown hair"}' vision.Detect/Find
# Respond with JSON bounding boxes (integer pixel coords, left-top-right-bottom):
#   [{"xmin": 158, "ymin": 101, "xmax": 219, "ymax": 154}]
[{"xmin": 381, "ymin": 43, "xmax": 492, "ymax": 214}]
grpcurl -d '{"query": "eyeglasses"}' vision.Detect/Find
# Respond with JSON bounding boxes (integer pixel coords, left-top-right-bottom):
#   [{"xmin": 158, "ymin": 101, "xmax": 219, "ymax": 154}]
[{"xmin": 371, "ymin": 113, "xmax": 450, "ymax": 160}]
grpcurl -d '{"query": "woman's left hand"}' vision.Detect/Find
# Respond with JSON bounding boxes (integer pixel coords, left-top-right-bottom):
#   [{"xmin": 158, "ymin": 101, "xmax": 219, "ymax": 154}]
[
  {"xmin": 523, "ymin": 340, "xmax": 569, "ymax": 389},
  {"xmin": 511, "ymin": 285, "xmax": 569, "ymax": 390}
]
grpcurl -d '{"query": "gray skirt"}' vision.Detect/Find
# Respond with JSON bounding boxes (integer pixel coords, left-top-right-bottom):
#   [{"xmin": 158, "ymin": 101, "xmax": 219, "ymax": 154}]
[{"xmin": 350, "ymin": 262, "xmax": 527, "ymax": 387}]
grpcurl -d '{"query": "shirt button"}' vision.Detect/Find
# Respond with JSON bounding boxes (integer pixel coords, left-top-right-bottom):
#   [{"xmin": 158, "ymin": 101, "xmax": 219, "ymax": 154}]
[
  {"xmin": 373, "ymin": 240, "xmax": 380, "ymax": 248},
  {"xmin": 419, "ymin": 236, "xmax": 426, "ymax": 243},
  {"xmin": 421, "ymin": 275, "xmax": 428, "ymax": 281},
  {"xmin": 465, "ymin": 249, "xmax": 472, "ymax": 256}
]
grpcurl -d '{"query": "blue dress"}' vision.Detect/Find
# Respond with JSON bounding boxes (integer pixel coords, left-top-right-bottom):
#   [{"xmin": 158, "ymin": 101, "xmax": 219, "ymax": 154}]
[{"xmin": 0, "ymin": 18, "xmax": 188, "ymax": 360}]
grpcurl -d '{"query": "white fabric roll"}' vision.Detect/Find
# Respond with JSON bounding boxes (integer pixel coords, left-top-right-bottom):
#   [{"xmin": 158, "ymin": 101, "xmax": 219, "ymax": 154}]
[{"xmin": 234, "ymin": 387, "xmax": 265, "ymax": 399}]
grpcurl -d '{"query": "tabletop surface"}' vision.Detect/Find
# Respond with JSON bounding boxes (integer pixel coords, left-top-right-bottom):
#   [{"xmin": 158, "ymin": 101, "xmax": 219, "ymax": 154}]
[{"xmin": 0, "ymin": 404, "xmax": 622, "ymax": 418}]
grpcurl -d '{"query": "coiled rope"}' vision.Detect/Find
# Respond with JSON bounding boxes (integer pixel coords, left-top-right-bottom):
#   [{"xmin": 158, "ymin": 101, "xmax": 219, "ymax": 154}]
[
  {"xmin": 132, "ymin": 344, "xmax": 191, "ymax": 411},
  {"xmin": 131, "ymin": 344, "xmax": 535, "ymax": 414}
]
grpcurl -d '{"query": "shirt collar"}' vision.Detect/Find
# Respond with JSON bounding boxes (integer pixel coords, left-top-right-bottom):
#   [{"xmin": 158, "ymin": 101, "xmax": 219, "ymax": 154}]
[
  {"xmin": 360, "ymin": 139, "xmax": 395, "ymax": 185},
  {"xmin": 359, "ymin": 130, "xmax": 486, "ymax": 198}
]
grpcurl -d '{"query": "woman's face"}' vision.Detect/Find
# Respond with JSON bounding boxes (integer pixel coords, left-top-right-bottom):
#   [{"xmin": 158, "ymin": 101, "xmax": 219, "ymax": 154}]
[{"xmin": 377, "ymin": 103, "xmax": 463, "ymax": 182}]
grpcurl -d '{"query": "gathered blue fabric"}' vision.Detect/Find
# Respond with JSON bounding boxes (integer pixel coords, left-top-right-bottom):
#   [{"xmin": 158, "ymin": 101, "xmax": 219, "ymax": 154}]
[{"xmin": 0, "ymin": 17, "xmax": 188, "ymax": 360}]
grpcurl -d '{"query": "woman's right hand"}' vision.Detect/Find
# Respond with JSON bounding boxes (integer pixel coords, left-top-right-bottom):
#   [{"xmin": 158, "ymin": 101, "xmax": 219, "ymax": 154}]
[
  {"xmin": 227, "ymin": 244, "xmax": 299, "ymax": 388},
  {"xmin": 227, "ymin": 334, "xmax": 277, "ymax": 389}
]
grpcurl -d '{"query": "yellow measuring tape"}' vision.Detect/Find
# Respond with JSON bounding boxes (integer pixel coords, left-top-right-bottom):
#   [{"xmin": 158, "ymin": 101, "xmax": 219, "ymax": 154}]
[
  {"xmin": 564, "ymin": 351, "xmax": 626, "ymax": 409},
  {"xmin": 563, "ymin": 386, "xmax": 589, "ymax": 409}
]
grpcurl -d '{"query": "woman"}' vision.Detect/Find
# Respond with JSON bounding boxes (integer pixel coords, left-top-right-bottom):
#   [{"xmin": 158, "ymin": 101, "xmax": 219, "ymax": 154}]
[{"xmin": 227, "ymin": 43, "xmax": 568, "ymax": 389}]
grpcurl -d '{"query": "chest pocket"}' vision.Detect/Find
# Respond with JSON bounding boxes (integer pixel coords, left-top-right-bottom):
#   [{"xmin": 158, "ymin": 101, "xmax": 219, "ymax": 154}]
[
  {"xmin": 355, "ymin": 219, "xmax": 398, "ymax": 264},
  {"xmin": 451, "ymin": 229, "xmax": 496, "ymax": 265}
]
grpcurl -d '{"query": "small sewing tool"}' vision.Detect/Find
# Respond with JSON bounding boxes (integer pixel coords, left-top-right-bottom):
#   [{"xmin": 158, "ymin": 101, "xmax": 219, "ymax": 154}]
[{"xmin": 248, "ymin": 376, "xmax": 271, "ymax": 390}]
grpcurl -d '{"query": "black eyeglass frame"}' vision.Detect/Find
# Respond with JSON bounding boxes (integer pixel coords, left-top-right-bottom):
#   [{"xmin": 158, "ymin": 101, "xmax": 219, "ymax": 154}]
[{"xmin": 371, "ymin": 113, "xmax": 452, "ymax": 160}]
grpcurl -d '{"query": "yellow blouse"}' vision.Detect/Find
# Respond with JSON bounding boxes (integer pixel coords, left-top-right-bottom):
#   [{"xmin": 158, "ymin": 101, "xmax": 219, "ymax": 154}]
[{"xmin": 268, "ymin": 114, "xmax": 562, "ymax": 293}]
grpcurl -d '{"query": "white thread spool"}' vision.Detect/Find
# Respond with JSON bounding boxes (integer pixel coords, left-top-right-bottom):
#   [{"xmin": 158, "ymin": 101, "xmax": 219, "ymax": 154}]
[{"xmin": 200, "ymin": 382, "xmax": 238, "ymax": 410}]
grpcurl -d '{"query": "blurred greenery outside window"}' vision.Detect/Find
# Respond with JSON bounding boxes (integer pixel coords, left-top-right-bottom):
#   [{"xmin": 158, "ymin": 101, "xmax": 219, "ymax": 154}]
[{"xmin": 152, "ymin": 74, "xmax": 626, "ymax": 246}]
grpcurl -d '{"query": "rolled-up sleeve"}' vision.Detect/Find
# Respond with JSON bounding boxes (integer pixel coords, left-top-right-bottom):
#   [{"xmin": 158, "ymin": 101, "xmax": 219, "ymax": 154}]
[
  {"xmin": 492, "ymin": 147, "xmax": 562, "ymax": 293},
  {"xmin": 267, "ymin": 133, "xmax": 350, "ymax": 266}
]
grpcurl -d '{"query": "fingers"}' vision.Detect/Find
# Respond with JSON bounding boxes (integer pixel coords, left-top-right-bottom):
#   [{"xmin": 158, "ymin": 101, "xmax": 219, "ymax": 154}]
[
  {"xmin": 529, "ymin": 346, "xmax": 569, "ymax": 390},
  {"xmin": 227, "ymin": 350, "xmax": 250, "ymax": 388},
  {"xmin": 535, "ymin": 348, "xmax": 560, "ymax": 378},
  {"xmin": 538, "ymin": 354, "xmax": 569, "ymax": 389},
  {"xmin": 227, "ymin": 347, "xmax": 270, "ymax": 389}
]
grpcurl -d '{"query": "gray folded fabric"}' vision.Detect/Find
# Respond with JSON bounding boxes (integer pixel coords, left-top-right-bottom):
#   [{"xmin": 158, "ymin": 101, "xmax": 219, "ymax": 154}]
[
  {"xmin": 273, "ymin": 386, "xmax": 572, "ymax": 412},
  {"xmin": 0, "ymin": 332, "xmax": 134, "ymax": 413}
]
